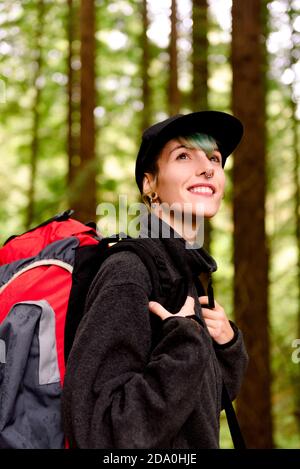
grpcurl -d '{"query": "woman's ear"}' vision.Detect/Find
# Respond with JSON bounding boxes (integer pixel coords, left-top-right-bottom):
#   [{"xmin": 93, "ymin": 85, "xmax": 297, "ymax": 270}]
[{"xmin": 142, "ymin": 172, "xmax": 156, "ymax": 195}]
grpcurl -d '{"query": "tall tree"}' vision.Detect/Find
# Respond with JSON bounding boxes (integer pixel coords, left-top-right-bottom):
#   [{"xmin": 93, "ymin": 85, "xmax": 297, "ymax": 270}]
[
  {"xmin": 140, "ymin": 0, "xmax": 151, "ymax": 132},
  {"xmin": 287, "ymin": 0, "xmax": 300, "ymax": 433},
  {"xmin": 192, "ymin": 0, "xmax": 208, "ymax": 111},
  {"xmin": 67, "ymin": 0, "xmax": 80, "ymax": 189},
  {"xmin": 191, "ymin": 0, "xmax": 211, "ymax": 250},
  {"xmin": 70, "ymin": 0, "xmax": 97, "ymax": 222},
  {"xmin": 231, "ymin": 0, "xmax": 273, "ymax": 448},
  {"xmin": 168, "ymin": 0, "xmax": 180, "ymax": 115},
  {"xmin": 26, "ymin": 0, "xmax": 46, "ymax": 229}
]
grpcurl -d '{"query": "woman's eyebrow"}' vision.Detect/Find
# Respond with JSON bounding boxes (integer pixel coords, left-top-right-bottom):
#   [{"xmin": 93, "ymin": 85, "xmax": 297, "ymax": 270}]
[{"xmin": 168, "ymin": 144, "xmax": 188, "ymax": 156}]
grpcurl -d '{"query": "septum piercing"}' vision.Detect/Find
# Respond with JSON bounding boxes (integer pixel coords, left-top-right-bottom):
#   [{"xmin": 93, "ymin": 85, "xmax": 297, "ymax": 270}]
[{"xmin": 205, "ymin": 170, "xmax": 214, "ymax": 178}]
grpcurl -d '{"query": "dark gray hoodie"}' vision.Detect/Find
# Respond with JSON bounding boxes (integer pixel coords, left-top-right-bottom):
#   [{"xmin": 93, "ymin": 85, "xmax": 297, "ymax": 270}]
[{"xmin": 62, "ymin": 213, "xmax": 248, "ymax": 448}]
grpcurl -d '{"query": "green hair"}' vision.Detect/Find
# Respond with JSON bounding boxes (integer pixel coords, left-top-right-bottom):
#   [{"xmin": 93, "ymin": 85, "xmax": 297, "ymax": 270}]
[{"xmin": 178, "ymin": 132, "xmax": 218, "ymax": 158}]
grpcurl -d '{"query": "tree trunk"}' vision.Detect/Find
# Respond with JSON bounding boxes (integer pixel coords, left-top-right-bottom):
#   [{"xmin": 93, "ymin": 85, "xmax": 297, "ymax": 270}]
[
  {"xmin": 192, "ymin": 0, "xmax": 208, "ymax": 111},
  {"xmin": 26, "ymin": 0, "xmax": 45, "ymax": 229},
  {"xmin": 287, "ymin": 0, "xmax": 300, "ymax": 433},
  {"xmin": 191, "ymin": 0, "xmax": 211, "ymax": 250},
  {"xmin": 140, "ymin": 0, "xmax": 151, "ymax": 132},
  {"xmin": 168, "ymin": 0, "xmax": 180, "ymax": 115},
  {"xmin": 232, "ymin": 0, "xmax": 273, "ymax": 448},
  {"xmin": 71, "ymin": 0, "xmax": 96, "ymax": 223},
  {"xmin": 67, "ymin": 0, "xmax": 80, "ymax": 188},
  {"xmin": 291, "ymin": 62, "xmax": 300, "ymax": 436}
]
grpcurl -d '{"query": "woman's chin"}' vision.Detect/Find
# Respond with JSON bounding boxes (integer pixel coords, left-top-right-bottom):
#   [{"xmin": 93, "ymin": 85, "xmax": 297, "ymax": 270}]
[
  {"xmin": 189, "ymin": 203, "xmax": 219, "ymax": 219},
  {"xmin": 156, "ymin": 200, "xmax": 219, "ymax": 220},
  {"xmin": 202, "ymin": 210, "xmax": 218, "ymax": 219}
]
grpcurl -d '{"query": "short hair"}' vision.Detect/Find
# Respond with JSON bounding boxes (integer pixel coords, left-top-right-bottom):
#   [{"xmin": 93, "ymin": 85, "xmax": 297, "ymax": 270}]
[
  {"xmin": 177, "ymin": 133, "xmax": 218, "ymax": 157},
  {"xmin": 142, "ymin": 132, "xmax": 218, "ymax": 210}
]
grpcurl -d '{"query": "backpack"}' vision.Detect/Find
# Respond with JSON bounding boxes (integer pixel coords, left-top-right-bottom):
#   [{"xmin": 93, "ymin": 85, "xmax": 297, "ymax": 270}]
[
  {"xmin": 0, "ymin": 210, "xmax": 119, "ymax": 448},
  {"xmin": 0, "ymin": 210, "xmax": 179, "ymax": 449}
]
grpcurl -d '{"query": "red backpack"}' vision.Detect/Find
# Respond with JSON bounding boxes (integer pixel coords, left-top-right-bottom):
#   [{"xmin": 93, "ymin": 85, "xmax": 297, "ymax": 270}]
[
  {"xmin": 0, "ymin": 210, "xmax": 165, "ymax": 449},
  {"xmin": 0, "ymin": 210, "xmax": 115, "ymax": 448}
]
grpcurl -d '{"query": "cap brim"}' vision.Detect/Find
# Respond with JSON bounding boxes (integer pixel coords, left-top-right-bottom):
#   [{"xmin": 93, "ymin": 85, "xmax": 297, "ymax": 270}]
[{"xmin": 147, "ymin": 111, "xmax": 243, "ymax": 165}]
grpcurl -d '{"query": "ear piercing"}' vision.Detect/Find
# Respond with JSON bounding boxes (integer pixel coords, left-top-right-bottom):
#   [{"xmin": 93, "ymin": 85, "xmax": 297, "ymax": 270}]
[{"xmin": 150, "ymin": 191, "xmax": 158, "ymax": 204}]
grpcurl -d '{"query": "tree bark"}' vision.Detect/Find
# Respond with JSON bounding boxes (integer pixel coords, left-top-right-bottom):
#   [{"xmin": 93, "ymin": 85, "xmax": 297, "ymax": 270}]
[
  {"xmin": 192, "ymin": 0, "xmax": 208, "ymax": 111},
  {"xmin": 26, "ymin": 0, "xmax": 45, "ymax": 229},
  {"xmin": 232, "ymin": 0, "xmax": 273, "ymax": 448},
  {"xmin": 67, "ymin": 0, "xmax": 80, "ymax": 188},
  {"xmin": 168, "ymin": 0, "xmax": 180, "ymax": 115},
  {"xmin": 191, "ymin": 0, "xmax": 211, "ymax": 250},
  {"xmin": 140, "ymin": 0, "xmax": 151, "ymax": 132},
  {"xmin": 291, "ymin": 58, "xmax": 300, "ymax": 436},
  {"xmin": 71, "ymin": 0, "xmax": 96, "ymax": 223},
  {"xmin": 287, "ymin": 0, "xmax": 300, "ymax": 433}
]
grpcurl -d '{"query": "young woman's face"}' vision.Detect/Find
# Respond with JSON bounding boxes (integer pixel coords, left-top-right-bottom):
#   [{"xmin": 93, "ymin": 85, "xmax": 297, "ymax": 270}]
[{"xmin": 153, "ymin": 138, "xmax": 225, "ymax": 219}]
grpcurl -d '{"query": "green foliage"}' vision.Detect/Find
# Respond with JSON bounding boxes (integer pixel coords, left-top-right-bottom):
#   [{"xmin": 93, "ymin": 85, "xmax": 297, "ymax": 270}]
[
  {"xmin": 0, "ymin": 0, "xmax": 68, "ymax": 239},
  {"xmin": 0, "ymin": 0, "xmax": 300, "ymax": 449}
]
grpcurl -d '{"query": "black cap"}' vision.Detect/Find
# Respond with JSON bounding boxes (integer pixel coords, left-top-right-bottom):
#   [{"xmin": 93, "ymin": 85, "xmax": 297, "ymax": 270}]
[{"xmin": 135, "ymin": 110, "xmax": 243, "ymax": 193}]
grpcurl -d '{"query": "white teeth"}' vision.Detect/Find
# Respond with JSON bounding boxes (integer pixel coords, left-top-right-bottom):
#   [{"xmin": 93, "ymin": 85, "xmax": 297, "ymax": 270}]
[{"xmin": 189, "ymin": 186, "xmax": 213, "ymax": 194}]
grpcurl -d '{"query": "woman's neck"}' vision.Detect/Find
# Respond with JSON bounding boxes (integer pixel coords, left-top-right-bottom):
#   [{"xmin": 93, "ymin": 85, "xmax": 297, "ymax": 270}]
[{"xmin": 151, "ymin": 206, "xmax": 204, "ymax": 248}]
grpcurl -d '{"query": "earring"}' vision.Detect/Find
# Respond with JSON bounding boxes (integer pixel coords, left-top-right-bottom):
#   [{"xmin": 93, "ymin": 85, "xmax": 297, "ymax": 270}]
[{"xmin": 150, "ymin": 191, "xmax": 159, "ymax": 207}]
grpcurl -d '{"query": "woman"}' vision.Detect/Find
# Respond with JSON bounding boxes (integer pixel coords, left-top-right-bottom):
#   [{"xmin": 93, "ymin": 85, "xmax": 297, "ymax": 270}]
[{"xmin": 62, "ymin": 111, "xmax": 248, "ymax": 448}]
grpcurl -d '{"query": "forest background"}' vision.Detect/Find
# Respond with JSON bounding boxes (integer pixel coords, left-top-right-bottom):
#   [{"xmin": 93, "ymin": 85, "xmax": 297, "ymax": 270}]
[{"xmin": 0, "ymin": 0, "xmax": 300, "ymax": 449}]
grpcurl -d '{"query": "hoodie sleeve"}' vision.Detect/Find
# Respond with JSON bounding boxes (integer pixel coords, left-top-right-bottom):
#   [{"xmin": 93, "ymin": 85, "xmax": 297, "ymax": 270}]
[
  {"xmin": 213, "ymin": 321, "xmax": 249, "ymax": 403},
  {"xmin": 62, "ymin": 250, "xmax": 213, "ymax": 449}
]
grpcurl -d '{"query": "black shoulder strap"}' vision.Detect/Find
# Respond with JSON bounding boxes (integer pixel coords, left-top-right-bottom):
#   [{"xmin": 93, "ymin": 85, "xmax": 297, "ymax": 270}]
[
  {"xmin": 194, "ymin": 275, "xmax": 246, "ymax": 449},
  {"xmin": 222, "ymin": 385, "xmax": 246, "ymax": 449},
  {"xmin": 101, "ymin": 238, "xmax": 163, "ymax": 301}
]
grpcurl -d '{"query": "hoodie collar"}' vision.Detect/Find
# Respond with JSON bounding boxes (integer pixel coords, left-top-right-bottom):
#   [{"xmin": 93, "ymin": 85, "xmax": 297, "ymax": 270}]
[{"xmin": 139, "ymin": 211, "xmax": 217, "ymax": 277}]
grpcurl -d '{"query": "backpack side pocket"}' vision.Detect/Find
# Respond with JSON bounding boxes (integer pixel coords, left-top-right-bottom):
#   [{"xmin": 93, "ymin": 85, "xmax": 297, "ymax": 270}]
[{"xmin": 0, "ymin": 301, "xmax": 63, "ymax": 449}]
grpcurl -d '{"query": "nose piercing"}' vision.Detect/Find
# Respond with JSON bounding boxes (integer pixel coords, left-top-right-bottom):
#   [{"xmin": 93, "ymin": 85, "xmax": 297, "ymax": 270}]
[{"xmin": 205, "ymin": 170, "xmax": 214, "ymax": 178}]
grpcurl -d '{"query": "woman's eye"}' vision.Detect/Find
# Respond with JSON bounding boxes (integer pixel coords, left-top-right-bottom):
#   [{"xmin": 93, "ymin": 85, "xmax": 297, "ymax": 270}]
[
  {"xmin": 210, "ymin": 154, "xmax": 221, "ymax": 163},
  {"xmin": 176, "ymin": 153, "xmax": 189, "ymax": 160}
]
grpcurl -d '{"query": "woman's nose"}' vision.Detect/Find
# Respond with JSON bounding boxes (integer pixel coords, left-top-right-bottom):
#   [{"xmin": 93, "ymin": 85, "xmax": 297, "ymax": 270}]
[
  {"xmin": 203, "ymin": 168, "xmax": 214, "ymax": 178},
  {"xmin": 195, "ymin": 152, "xmax": 214, "ymax": 177}
]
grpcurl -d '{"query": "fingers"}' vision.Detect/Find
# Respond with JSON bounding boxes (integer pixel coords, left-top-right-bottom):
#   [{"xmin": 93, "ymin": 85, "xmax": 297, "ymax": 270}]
[
  {"xmin": 201, "ymin": 308, "xmax": 222, "ymax": 319},
  {"xmin": 199, "ymin": 296, "xmax": 224, "ymax": 318},
  {"xmin": 206, "ymin": 326, "xmax": 219, "ymax": 341},
  {"xmin": 178, "ymin": 295, "xmax": 195, "ymax": 317},
  {"xmin": 148, "ymin": 301, "xmax": 172, "ymax": 321},
  {"xmin": 203, "ymin": 318, "xmax": 218, "ymax": 329},
  {"xmin": 149, "ymin": 295, "xmax": 195, "ymax": 321},
  {"xmin": 199, "ymin": 296, "xmax": 220, "ymax": 309},
  {"xmin": 200, "ymin": 299, "xmax": 234, "ymax": 344}
]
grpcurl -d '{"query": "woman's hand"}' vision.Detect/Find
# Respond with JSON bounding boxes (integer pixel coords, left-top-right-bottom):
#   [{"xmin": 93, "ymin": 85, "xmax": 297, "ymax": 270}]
[
  {"xmin": 199, "ymin": 296, "xmax": 234, "ymax": 345},
  {"xmin": 149, "ymin": 295, "xmax": 195, "ymax": 321}
]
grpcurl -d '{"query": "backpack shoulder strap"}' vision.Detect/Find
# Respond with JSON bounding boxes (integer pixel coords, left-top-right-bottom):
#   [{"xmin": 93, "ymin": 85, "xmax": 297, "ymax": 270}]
[
  {"xmin": 222, "ymin": 384, "xmax": 246, "ymax": 449},
  {"xmin": 102, "ymin": 238, "xmax": 163, "ymax": 301}
]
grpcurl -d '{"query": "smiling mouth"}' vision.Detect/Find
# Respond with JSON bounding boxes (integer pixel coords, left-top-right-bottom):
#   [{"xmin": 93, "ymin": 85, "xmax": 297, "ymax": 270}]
[{"xmin": 188, "ymin": 185, "xmax": 215, "ymax": 196}]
